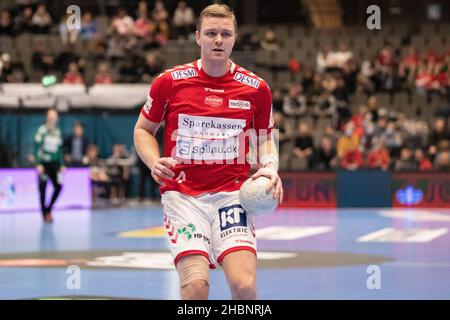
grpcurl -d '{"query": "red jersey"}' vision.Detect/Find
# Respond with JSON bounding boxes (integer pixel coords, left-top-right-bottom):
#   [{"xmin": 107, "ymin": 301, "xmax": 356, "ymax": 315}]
[{"xmin": 140, "ymin": 59, "xmax": 273, "ymax": 195}]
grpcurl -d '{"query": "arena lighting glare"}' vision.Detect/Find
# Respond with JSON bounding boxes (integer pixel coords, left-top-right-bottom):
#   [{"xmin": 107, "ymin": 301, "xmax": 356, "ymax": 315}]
[{"xmin": 41, "ymin": 75, "xmax": 57, "ymax": 87}]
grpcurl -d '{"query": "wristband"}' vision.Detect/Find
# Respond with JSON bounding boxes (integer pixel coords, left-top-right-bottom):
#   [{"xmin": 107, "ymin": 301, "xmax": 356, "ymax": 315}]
[{"xmin": 260, "ymin": 154, "xmax": 279, "ymax": 172}]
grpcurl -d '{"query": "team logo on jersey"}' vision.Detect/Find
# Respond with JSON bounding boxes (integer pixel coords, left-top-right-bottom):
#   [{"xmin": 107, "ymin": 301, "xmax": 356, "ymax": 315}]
[
  {"xmin": 204, "ymin": 87, "xmax": 224, "ymax": 93},
  {"xmin": 228, "ymin": 99, "xmax": 251, "ymax": 110},
  {"xmin": 233, "ymin": 72, "xmax": 261, "ymax": 89},
  {"xmin": 171, "ymin": 68, "xmax": 198, "ymax": 80},
  {"xmin": 144, "ymin": 96, "xmax": 153, "ymax": 113},
  {"xmin": 204, "ymin": 95, "xmax": 223, "ymax": 107},
  {"xmin": 218, "ymin": 204, "xmax": 247, "ymax": 232}
]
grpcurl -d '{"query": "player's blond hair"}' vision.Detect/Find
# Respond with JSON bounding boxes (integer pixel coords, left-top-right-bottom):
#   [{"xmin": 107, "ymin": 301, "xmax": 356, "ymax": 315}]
[{"xmin": 196, "ymin": 4, "xmax": 237, "ymax": 32}]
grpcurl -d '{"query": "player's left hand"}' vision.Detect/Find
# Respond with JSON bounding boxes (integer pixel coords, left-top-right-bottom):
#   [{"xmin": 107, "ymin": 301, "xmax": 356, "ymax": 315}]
[{"xmin": 251, "ymin": 167, "xmax": 283, "ymax": 204}]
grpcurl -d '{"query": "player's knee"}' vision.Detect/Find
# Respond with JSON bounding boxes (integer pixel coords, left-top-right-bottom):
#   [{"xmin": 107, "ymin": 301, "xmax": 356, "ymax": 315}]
[
  {"xmin": 177, "ymin": 255, "xmax": 210, "ymax": 299},
  {"xmin": 231, "ymin": 277, "xmax": 256, "ymax": 300},
  {"xmin": 182, "ymin": 279, "xmax": 209, "ymax": 299}
]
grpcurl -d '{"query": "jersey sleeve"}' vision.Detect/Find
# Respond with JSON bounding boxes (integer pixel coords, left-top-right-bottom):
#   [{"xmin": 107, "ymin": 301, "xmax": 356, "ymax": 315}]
[
  {"xmin": 33, "ymin": 126, "xmax": 43, "ymax": 165},
  {"xmin": 140, "ymin": 72, "xmax": 172, "ymax": 123},
  {"xmin": 253, "ymin": 82, "xmax": 274, "ymax": 135}
]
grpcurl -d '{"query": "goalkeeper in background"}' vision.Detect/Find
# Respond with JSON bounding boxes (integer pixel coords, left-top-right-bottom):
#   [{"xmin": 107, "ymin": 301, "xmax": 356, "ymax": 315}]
[{"xmin": 33, "ymin": 108, "xmax": 65, "ymax": 223}]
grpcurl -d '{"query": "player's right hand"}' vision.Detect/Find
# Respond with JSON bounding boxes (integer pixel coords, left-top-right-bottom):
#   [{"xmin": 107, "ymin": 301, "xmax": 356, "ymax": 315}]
[
  {"xmin": 36, "ymin": 165, "xmax": 44, "ymax": 174},
  {"xmin": 150, "ymin": 157, "xmax": 177, "ymax": 186}
]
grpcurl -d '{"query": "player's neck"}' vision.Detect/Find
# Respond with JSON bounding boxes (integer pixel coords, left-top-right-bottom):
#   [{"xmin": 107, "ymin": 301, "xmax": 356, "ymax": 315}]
[{"xmin": 200, "ymin": 59, "xmax": 230, "ymax": 77}]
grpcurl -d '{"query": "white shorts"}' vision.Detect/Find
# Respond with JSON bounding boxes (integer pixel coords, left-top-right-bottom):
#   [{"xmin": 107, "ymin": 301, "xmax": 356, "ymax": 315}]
[{"xmin": 161, "ymin": 190, "xmax": 257, "ymax": 269}]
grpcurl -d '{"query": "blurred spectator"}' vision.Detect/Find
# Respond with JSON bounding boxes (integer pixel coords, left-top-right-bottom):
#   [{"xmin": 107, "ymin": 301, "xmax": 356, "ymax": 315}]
[
  {"xmin": 272, "ymin": 87, "xmax": 284, "ymax": 114},
  {"xmin": 94, "ymin": 62, "xmax": 114, "ymax": 84},
  {"xmin": 282, "ymin": 83, "xmax": 307, "ymax": 118},
  {"xmin": 0, "ymin": 53, "xmax": 27, "ymax": 83},
  {"xmin": 381, "ymin": 121, "xmax": 403, "ymax": 157},
  {"xmin": 59, "ymin": 13, "xmax": 79, "ymax": 45},
  {"xmin": 152, "ymin": 0, "xmax": 169, "ymax": 47},
  {"xmin": 54, "ymin": 44, "xmax": 80, "ymax": 72},
  {"xmin": 64, "ymin": 121, "xmax": 89, "ymax": 167},
  {"xmin": 119, "ymin": 59, "xmax": 140, "ymax": 83},
  {"xmin": 141, "ymin": 52, "xmax": 162, "ymax": 83},
  {"xmin": 31, "ymin": 4, "xmax": 52, "ymax": 34},
  {"xmin": 313, "ymin": 136, "xmax": 337, "ymax": 170},
  {"xmin": 288, "ymin": 53, "xmax": 301, "ymax": 79},
  {"xmin": 367, "ymin": 140, "xmax": 390, "ymax": 170},
  {"xmin": 134, "ymin": 9, "xmax": 154, "ymax": 40},
  {"xmin": 237, "ymin": 31, "xmax": 259, "ymax": 51},
  {"xmin": 110, "ymin": 7, "xmax": 134, "ymax": 36},
  {"xmin": 259, "ymin": 29, "xmax": 279, "ymax": 52},
  {"xmin": 0, "ymin": 10, "xmax": 14, "ymax": 36},
  {"xmin": 337, "ymin": 122, "xmax": 363, "ymax": 170},
  {"xmin": 31, "ymin": 39, "xmax": 54, "ymax": 73},
  {"xmin": 106, "ymin": 144, "xmax": 131, "ymax": 205},
  {"xmin": 399, "ymin": 46, "xmax": 420, "ymax": 97},
  {"xmin": 63, "ymin": 62, "xmax": 84, "ymax": 84},
  {"xmin": 330, "ymin": 42, "xmax": 353, "ymax": 71},
  {"xmin": 313, "ymin": 91, "xmax": 337, "ymax": 123},
  {"xmin": 434, "ymin": 150, "xmax": 450, "ymax": 171},
  {"xmin": 88, "ymin": 37, "xmax": 107, "ymax": 61},
  {"xmin": 333, "ymin": 76, "xmax": 352, "ymax": 127},
  {"xmin": 136, "ymin": 0, "xmax": 149, "ymax": 17},
  {"xmin": 342, "ymin": 58, "xmax": 359, "ymax": 95},
  {"xmin": 84, "ymin": 143, "xmax": 110, "ymax": 200},
  {"xmin": 428, "ymin": 118, "xmax": 450, "ymax": 160},
  {"xmin": 365, "ymin": 95, "xmax": 381, "ymax": 124},
  {"xmin": 414, "ymin": 148, "xmax": 433, "ymax": 171},
  {"xmin": 173, "ymin": 0, "xmax": 195, "ymax": 40},
  {"xmin": 80, "ymin": 12, "xmax": 98, "ymax": 41},
  {"xmin": 14, "ymin": 6, "xmax": 34, "ymax": 34},
  {"xmin": 375, "ymin": 44, "xmax": 396, "ymax": 72},
  {"xmin": 316, "ymin": 46, "xmax": 331, "ymax": 73},
  {"xmin": 368, "ymin": 116, "xmax": 388, "ymax": 149},
  {"xmin": 106, "ymin": 31, "xmax": 126, "ymax": 61},
  {"xmin": 293, "ymin": 123, "xmax": 314, "ymax": 169},
  {"xmin": 403, "ymin": 121, "xmax": 424, "ymax": 150},
  {"xmin": 395, "ymin": 148, "xmax": 418, "ymax": 171},
  {"xmin": 152, "ymin": 0, "xmax": 169, "ymax": 25},
  {"xmin": 273, "ymin": 112, "xmax": 288, "ymax": 151},
  {"xmin": 359, "ymin": 59, "xmax": 376, "ymax": 95}
]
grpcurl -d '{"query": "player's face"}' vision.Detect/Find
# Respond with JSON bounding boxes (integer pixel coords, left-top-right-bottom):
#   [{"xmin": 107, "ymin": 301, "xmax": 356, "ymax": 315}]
[
  {"xmin": 196, "ymin": 17, "xmax": 236, "ymax": 63},
  {"xmin": 46, "ymin": 110, "xmax": 58, "ymax": 128}
]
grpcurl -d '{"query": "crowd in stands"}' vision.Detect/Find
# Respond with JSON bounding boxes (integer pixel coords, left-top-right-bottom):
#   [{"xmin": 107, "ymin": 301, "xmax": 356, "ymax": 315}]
[
  {"xmin": 0, "ymin": 1, "xmax": 449, "ymax": 175},
  {"xmin": 0, "ymin": 0, "xmax": 196, "ymax": 84}
]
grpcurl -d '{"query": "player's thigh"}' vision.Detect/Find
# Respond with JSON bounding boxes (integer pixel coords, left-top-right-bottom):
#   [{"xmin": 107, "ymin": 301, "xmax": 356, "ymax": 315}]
[
  {"xmin": 162, "ymin": 191, "xmax": 214, "ymax": 266},
  {"xmin": 47, "ymin": 163, "xmax": 61, "ymax": 186},
  {"xmin": 211, "ymin": 191, "xmax": 257, "ymax": 266}
]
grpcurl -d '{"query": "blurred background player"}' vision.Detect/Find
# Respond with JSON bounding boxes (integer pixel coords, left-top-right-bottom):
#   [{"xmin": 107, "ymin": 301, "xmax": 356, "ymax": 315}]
[
  {"xmin": 134, "ymin": 4, "xmax": 282, "ymax": 300},
  {"xmin": 33, "ymin": 108, "xmax": 65, "ymax": 222}
]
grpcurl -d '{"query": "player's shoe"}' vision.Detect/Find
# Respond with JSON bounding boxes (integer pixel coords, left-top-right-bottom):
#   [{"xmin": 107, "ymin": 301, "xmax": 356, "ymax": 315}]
[{"xmin": 44, "ymin": 210, "xmax": 54, "ymax": 223}]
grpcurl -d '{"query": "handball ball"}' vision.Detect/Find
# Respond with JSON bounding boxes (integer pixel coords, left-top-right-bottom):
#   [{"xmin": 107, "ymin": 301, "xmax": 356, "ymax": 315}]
[{"xmin": 239, "ymin": 176, "xmax": 278, "ymax": 216}]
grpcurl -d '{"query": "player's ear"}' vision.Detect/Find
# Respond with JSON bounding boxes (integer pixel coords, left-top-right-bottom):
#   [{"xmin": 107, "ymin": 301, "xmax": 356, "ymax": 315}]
[{"xmin": 195, "ymin": 30, "xmax": 201, "ymax": 46}]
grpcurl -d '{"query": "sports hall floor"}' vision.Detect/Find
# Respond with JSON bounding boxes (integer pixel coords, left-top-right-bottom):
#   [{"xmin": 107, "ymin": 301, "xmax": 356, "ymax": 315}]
[{"xmin": 0, "ymin": 206, "xmax": 449, "ymax": 299}]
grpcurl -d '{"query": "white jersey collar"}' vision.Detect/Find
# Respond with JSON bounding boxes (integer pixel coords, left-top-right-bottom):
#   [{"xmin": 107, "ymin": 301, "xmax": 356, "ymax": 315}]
[{"xmin": 196, "ymin": 59, "xmax": 236, "ymax": 74}]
